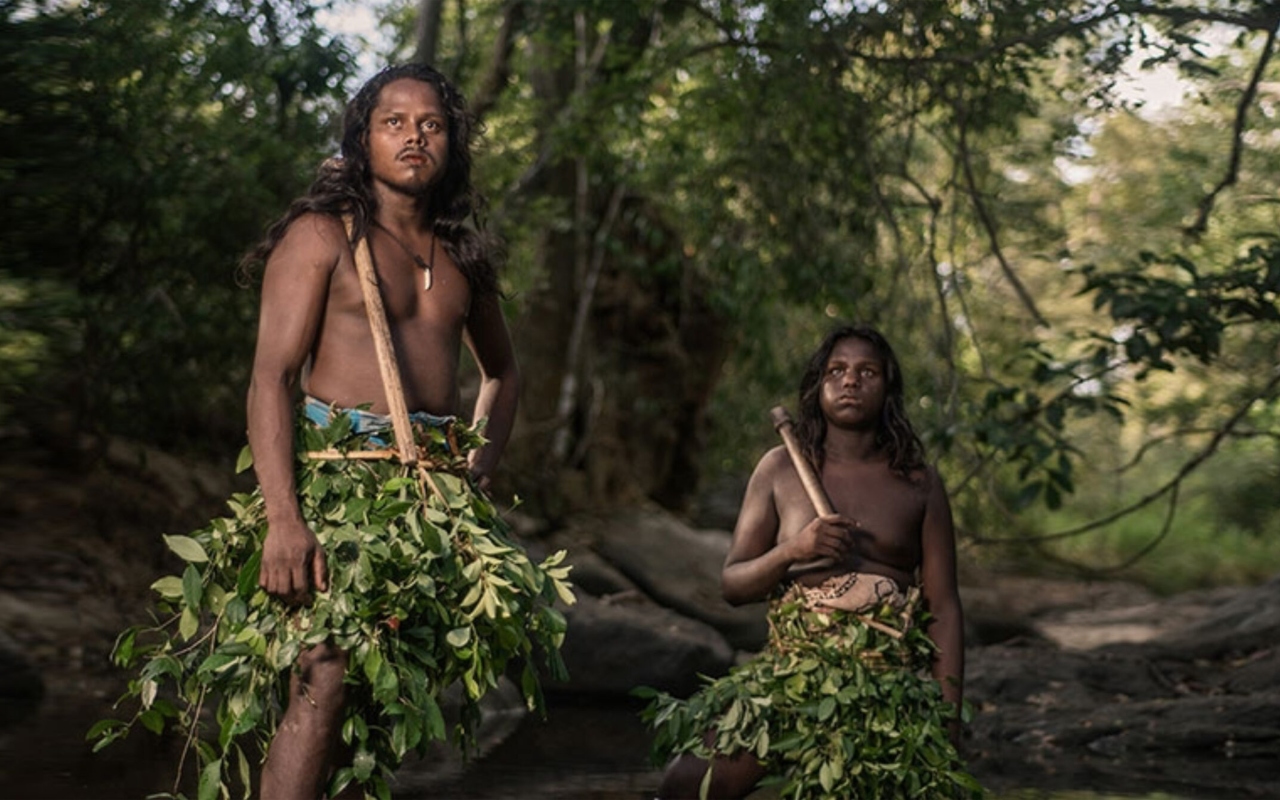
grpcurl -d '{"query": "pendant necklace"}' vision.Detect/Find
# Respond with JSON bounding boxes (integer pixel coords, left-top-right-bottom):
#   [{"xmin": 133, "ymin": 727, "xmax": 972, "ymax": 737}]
[{"xmin": 373, "ymin": 221, "xmax": 435, "ymax": 290}]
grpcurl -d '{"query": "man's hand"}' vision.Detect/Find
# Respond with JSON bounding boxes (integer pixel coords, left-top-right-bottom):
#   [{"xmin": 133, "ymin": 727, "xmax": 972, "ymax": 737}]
[
  {"xmin": 259, "ymin": 519, "xmax": 328, "ymax": 605},
  {"xmin": 467, "ymin": 450, "xmax": 493, "ymax": 493}
]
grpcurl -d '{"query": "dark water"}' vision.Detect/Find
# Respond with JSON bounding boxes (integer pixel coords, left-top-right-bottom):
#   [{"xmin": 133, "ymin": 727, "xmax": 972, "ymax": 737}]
[{"xmin": 0, "ymin": 682, "xmax": 1205, "ymax": 800}]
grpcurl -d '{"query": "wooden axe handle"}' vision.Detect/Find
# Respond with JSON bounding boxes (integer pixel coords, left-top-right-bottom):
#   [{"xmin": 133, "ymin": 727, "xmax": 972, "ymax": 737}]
[{"xmin": 770, "ymin": 406, "xmax": 835, "ymax": 572}]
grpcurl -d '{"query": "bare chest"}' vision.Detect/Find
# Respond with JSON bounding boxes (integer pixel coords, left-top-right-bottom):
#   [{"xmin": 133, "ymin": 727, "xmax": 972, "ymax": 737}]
[
  {"xmin": 777, "ymin": 460, "xmax": 928, "ymax": 570},
  {"xmin": 329, "ymin": 239, "xmax": 471, "ymax": 336}
]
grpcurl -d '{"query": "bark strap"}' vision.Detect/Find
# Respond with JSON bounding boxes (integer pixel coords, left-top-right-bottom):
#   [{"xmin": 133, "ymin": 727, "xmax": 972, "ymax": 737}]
[{"xmin": 343, "ymin": 215, "xmax": 418, "ymax": 466}]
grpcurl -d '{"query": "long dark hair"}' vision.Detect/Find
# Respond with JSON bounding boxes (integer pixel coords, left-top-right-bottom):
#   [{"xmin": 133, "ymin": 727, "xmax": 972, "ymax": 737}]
[
  {"xmin": 241, "ymin": 63, "xmax": 500, "ymax": 296},
  {"xmin": 794, "ymin": 324, "xmax": 925, "ymax": 477}
]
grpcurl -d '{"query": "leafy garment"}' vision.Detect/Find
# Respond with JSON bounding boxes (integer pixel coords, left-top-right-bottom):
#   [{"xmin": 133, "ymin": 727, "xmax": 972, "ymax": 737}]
[
  {"xmin": 641, "ymin": 581, "xmax": 985, "ymax": 799},
  {"xmin": 91, "ymin": 405, "xmax": 574, "ymax": 800}
]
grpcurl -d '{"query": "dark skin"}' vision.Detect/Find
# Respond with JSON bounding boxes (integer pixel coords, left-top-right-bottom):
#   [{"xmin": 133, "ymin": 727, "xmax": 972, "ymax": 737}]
[
  {"xmin": 658, "ymin": 337, "xmax": 964, "ymax": 800},
  {"xmin": 246, "ymin": 78, "xmax": 520, "ymax": 800}
]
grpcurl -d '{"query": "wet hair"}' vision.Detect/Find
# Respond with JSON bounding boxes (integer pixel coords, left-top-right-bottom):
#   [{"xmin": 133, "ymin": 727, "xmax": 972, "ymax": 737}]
[
  {"xmin": 241, "ymin": 63, "xmax": 500, "ymax": 296},
  {"xmin": 794, "ymin": 324, "xmax": 926, "ymax": 477}
]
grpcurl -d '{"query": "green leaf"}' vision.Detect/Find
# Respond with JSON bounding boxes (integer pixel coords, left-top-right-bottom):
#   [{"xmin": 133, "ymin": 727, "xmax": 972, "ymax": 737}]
[
  {"xmin": 165, "ymin": 535, "xmax": 209, "ymax": 564},
  {"xmin": 352, "ymin": 749, "xmax": 376, "ymax": 782},
  {"xmin": 151, "ymin": 576, "xmax": 184, "ymax": 600},
  {"xmin": 235, "ymin": 445, "xmax": 254, "ymax": 474},
  {"xmin": 446, "ymin": 627, "xmax": 471, "ymax": 648},
  {"xmin": 197, "ymin": 758, "xmax": 222, "ymax": 800},
  {"xmin": 236, "ymin": 550, "xmax": 262, "ymax": 598},
  {"xmin": 182, "ymin": 563, "xmax": 203, "ymax": 610},
  {"xmin": 85, "ymin": 718, "xmax": 125, "ymax": 741},
  {"xmin": 179, "ymin": 606, "xmax": 199, "ymax": 641}
]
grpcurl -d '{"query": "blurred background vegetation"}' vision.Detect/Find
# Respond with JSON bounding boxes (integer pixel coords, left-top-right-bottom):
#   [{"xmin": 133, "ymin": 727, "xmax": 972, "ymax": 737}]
[{"xmin": 4, "ymin": 0, "xmax": 1279, "ymax": 593}]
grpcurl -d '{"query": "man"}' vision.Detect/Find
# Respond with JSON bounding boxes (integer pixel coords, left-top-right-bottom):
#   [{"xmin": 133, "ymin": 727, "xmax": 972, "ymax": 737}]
[
  {"xmin": 97, "ymin": 64, "xmax": 572, "ymax": 800},
  {"xmin": 246, "ymin": 62, "xmax": 519, "ymax": 800},
  {"xmin": 646, "ymin": 325, "xmax": 980, "ymax": 799}
]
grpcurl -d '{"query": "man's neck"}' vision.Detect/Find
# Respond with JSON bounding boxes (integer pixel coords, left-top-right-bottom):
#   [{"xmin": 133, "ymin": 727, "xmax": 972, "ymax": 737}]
[
  {"xmin": 373, "ymin": 184, "xmax": 430, "ymax": 234},
  {"xmin": 823, "ymin": 426, "xmax": 881, "ymax": 464}
]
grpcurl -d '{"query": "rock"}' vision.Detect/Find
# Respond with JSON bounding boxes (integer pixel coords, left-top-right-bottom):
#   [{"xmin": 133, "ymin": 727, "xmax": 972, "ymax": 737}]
[
  {"xmin": 564, "ymin": 548, "xmax": 639, "ymax": 599},
  {"xmin": 964, "ymin": 576, "xmax": 1280, "ymax": 799},
  {"xmin": 584, "ymin": 505, "xmax": 769, "ymax": 651},
  {"xmin": 553, "ymin": 593, "xmax": 735, "ymax": 697},
  {"xmin": 1149, "ymin": 574, "xmax": 1280, "ymax": 659}
]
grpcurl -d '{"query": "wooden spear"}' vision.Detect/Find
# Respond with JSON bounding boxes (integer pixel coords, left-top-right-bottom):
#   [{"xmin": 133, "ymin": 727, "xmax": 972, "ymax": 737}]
[{"xmin": 770, "ymin": 406, "xmax": 835, "ymax": 571}]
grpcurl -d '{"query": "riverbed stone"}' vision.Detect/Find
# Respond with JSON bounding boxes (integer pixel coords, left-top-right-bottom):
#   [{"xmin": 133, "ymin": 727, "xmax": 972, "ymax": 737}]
[
  {"xmin": 553, "ymin": 592, "xmax": 735, "ymax": 697},
  {"xmin": 581, "ymin": 505, "xmax": 769, "ymax": 651}
]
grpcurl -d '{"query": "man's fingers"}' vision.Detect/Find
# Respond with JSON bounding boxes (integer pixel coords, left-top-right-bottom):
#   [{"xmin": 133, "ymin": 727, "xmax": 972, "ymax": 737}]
[
  {"xmin": 260, "ymin": 564, "xmax": 282, "ymax": 595},
  {"xmin": 312, "ymin": 547, "xmax": 329, "ymax": 593},
  {"xmin": 288, "ymin": 562, "xmax": 308, "ymax": 599}
]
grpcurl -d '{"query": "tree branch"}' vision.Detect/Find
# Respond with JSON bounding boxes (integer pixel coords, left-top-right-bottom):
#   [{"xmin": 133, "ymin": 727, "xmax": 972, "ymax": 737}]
[
  {"xmin": 973, "ymin": 366, "xmax": 1280, "ymax": 545},
  {"xmin": 955, "ymin": 111, "xmax": 1049, "ymax": 327},
  {"xmin": 469, "ymin": 0, "xmax": 525, "ymax": 122},
  {"xmin": 1183, "ymin": 21, "xmax": 1278, "ymax": 238}
]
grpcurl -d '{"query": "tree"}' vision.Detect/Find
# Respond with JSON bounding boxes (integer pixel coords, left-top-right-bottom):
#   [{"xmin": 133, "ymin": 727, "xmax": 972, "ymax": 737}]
[
  {"xmin": 382, "ymin": 0, "xmax": 1280, "ymax": 553},
  {"xmin": 1, "ymin": 0, "xmax": 356, "ymax": 453}
]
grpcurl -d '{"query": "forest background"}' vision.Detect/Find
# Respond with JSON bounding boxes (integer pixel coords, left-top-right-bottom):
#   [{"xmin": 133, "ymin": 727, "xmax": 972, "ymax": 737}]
[{"xmin": 5, "ymin": 0, "xmax": 1280, "ymax": 596}]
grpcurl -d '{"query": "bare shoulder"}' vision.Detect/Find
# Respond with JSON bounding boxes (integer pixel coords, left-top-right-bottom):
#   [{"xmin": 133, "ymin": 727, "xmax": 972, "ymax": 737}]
[
  {"xmin": 270, "ymin": 212, "xmax": 348, "ymax": 266},
  {"xmin": 753, "ymin": 445, "xmax": 792, "ymax": 482}
]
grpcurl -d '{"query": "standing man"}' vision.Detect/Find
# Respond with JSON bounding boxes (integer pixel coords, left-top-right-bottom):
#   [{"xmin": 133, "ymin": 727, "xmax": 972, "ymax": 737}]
[
  {"xmin": 646, "ymin": 325, "xmax": 981, "ymax": 799},
  {"xmin": 98, "ymin": 63, "xmax": 572, "ymax": 800},
  {"xmin": 245, "ymin": 63, "xmax": 532, "ymax": 799}
]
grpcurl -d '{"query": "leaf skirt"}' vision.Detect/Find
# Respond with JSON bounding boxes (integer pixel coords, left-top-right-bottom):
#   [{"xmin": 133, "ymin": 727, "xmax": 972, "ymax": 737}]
[
  {"xmin": 92, "ymin": 407, "xmax": 575, "ymax": 800},
  {"xmin": 640, "ymin": 590, "xmax": 985, "ymax": 799}
]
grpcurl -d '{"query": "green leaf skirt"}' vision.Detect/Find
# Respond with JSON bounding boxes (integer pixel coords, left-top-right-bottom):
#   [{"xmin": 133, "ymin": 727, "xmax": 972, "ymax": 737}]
[
  {"xmin": 639, "ymin": 588, "xmax": 985, "ymax": 799},
  {"xmin": 91, "ymin": 407, "xmax": 575, "ymax": 800}
]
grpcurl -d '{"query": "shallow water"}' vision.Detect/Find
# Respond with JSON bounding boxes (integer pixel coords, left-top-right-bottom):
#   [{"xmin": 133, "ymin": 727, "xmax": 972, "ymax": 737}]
[{"xmin": 0, "ymin": 685, "xmax": 1210, "ymax": 800}]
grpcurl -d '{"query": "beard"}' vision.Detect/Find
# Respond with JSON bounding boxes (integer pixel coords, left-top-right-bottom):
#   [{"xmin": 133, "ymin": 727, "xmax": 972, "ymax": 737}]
[{"xmin": 379, "ymin": 172, "xmax": 438, "ymax": 199}]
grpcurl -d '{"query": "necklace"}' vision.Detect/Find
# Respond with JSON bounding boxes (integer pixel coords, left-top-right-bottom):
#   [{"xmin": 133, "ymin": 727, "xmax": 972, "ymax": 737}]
[{"xmin": 373, "ymin": 221, "xmax": 435, "ymax": 290}]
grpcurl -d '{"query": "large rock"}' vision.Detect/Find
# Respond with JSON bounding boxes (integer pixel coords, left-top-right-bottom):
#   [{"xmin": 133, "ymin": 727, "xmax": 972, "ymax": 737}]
[
  {"xmin": 1148, "ymin": 573, "xmax": 1280, "ymax": 659},
  {"xmin": 553, "ymin": 593, "xmax": 734, "ymax": 697},
  {"xmin": 964, "ymin": 576, "xmax": 1280, "ymax": 799},
  {"xmin": 584, "ymin": 505, "xmax": 769, "ymax": 651}
]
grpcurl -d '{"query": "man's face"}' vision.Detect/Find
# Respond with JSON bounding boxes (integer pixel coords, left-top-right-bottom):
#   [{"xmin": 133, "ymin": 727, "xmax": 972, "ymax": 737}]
[
  {"xmin": 819, "ymin": 336, "xmax": 887, "ymax": 430},
  {"xmin": 366, "ymin": 78, "xmax": 449, "ymax": 197}
]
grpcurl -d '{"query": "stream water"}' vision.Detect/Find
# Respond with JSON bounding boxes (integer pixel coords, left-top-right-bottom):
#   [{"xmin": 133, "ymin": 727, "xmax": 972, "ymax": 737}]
[{"xmin": 0, "ymin": 684, "xmax": 1205, "ymax": 800}]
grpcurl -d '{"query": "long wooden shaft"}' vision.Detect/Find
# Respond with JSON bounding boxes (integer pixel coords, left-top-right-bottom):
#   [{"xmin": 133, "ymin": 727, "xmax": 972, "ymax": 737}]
[
  {"xmin": 770, "ymin": 406, "xmax": 834, "ymax": 515},
  {"xmin": 345, "ymin": 216, "xmax": 418, "ymax": 466},
  {"xmin": 770, "ymin": 406, "xmax": 835, "ymax": 572}
]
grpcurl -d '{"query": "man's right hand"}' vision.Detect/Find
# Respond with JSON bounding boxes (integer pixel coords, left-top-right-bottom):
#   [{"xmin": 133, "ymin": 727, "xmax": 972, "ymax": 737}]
[
  {"xmin": 787, "ymin": 513, "xmax": 855, "ymax": 565},
  {"xmin": 259, "ymin": 519, "xmax": 329, "ymax": 605}
]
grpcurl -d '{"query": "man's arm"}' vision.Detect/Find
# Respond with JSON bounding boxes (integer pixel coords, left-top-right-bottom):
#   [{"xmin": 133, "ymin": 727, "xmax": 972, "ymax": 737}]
[
  {"xmin": 246, "ymin": 213, "xmax": 341, "ymax": 604},
  {"xmin": 462, "ymin": 289, "xmax": 520, "ymax": 490},
  {"xmin": 919, "ymin": 467, "xmax": 965, "ymax": 743},
  {"xmin": 721, "ymin": 448, "xmax": 855, "ymax": 605}
]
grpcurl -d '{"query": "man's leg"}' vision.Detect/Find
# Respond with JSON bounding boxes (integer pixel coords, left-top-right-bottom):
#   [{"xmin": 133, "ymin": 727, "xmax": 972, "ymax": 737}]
[
  {"xmin": 261, "ymin": 643, "xmax": 349, "ymax": 800},
  {"xmin": 657, "ymin": 749, "xmax": 767, "ymax": 799}
]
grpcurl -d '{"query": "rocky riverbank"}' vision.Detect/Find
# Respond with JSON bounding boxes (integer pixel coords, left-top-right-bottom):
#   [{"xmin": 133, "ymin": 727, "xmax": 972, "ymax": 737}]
[{"xmin": 2, "ymin": 437, "xmax": 1277, "ymax": 798}]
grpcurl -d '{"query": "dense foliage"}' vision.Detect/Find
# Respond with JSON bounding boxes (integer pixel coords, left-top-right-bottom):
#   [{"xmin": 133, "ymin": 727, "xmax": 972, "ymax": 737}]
[
  {"xmin": 90, "ymin": 413, "xmax": 573, "ymax": 800},
  {"xmin": 6, "ymin": 0, "xmax": 1280, "ymax": 574},
  {"xmin": 639, "ymin": 597, "xmax": 983, "ymax": 798},
  {"xmin": 2, "ymin": 0, "xmax": 354, "ymax": 449}
]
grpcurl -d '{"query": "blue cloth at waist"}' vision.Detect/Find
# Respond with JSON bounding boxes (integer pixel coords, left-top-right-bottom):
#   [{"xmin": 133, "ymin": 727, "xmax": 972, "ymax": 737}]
[{"xmin": 304, "ymin": 395, "xmax": 453, "ymax": 447}]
